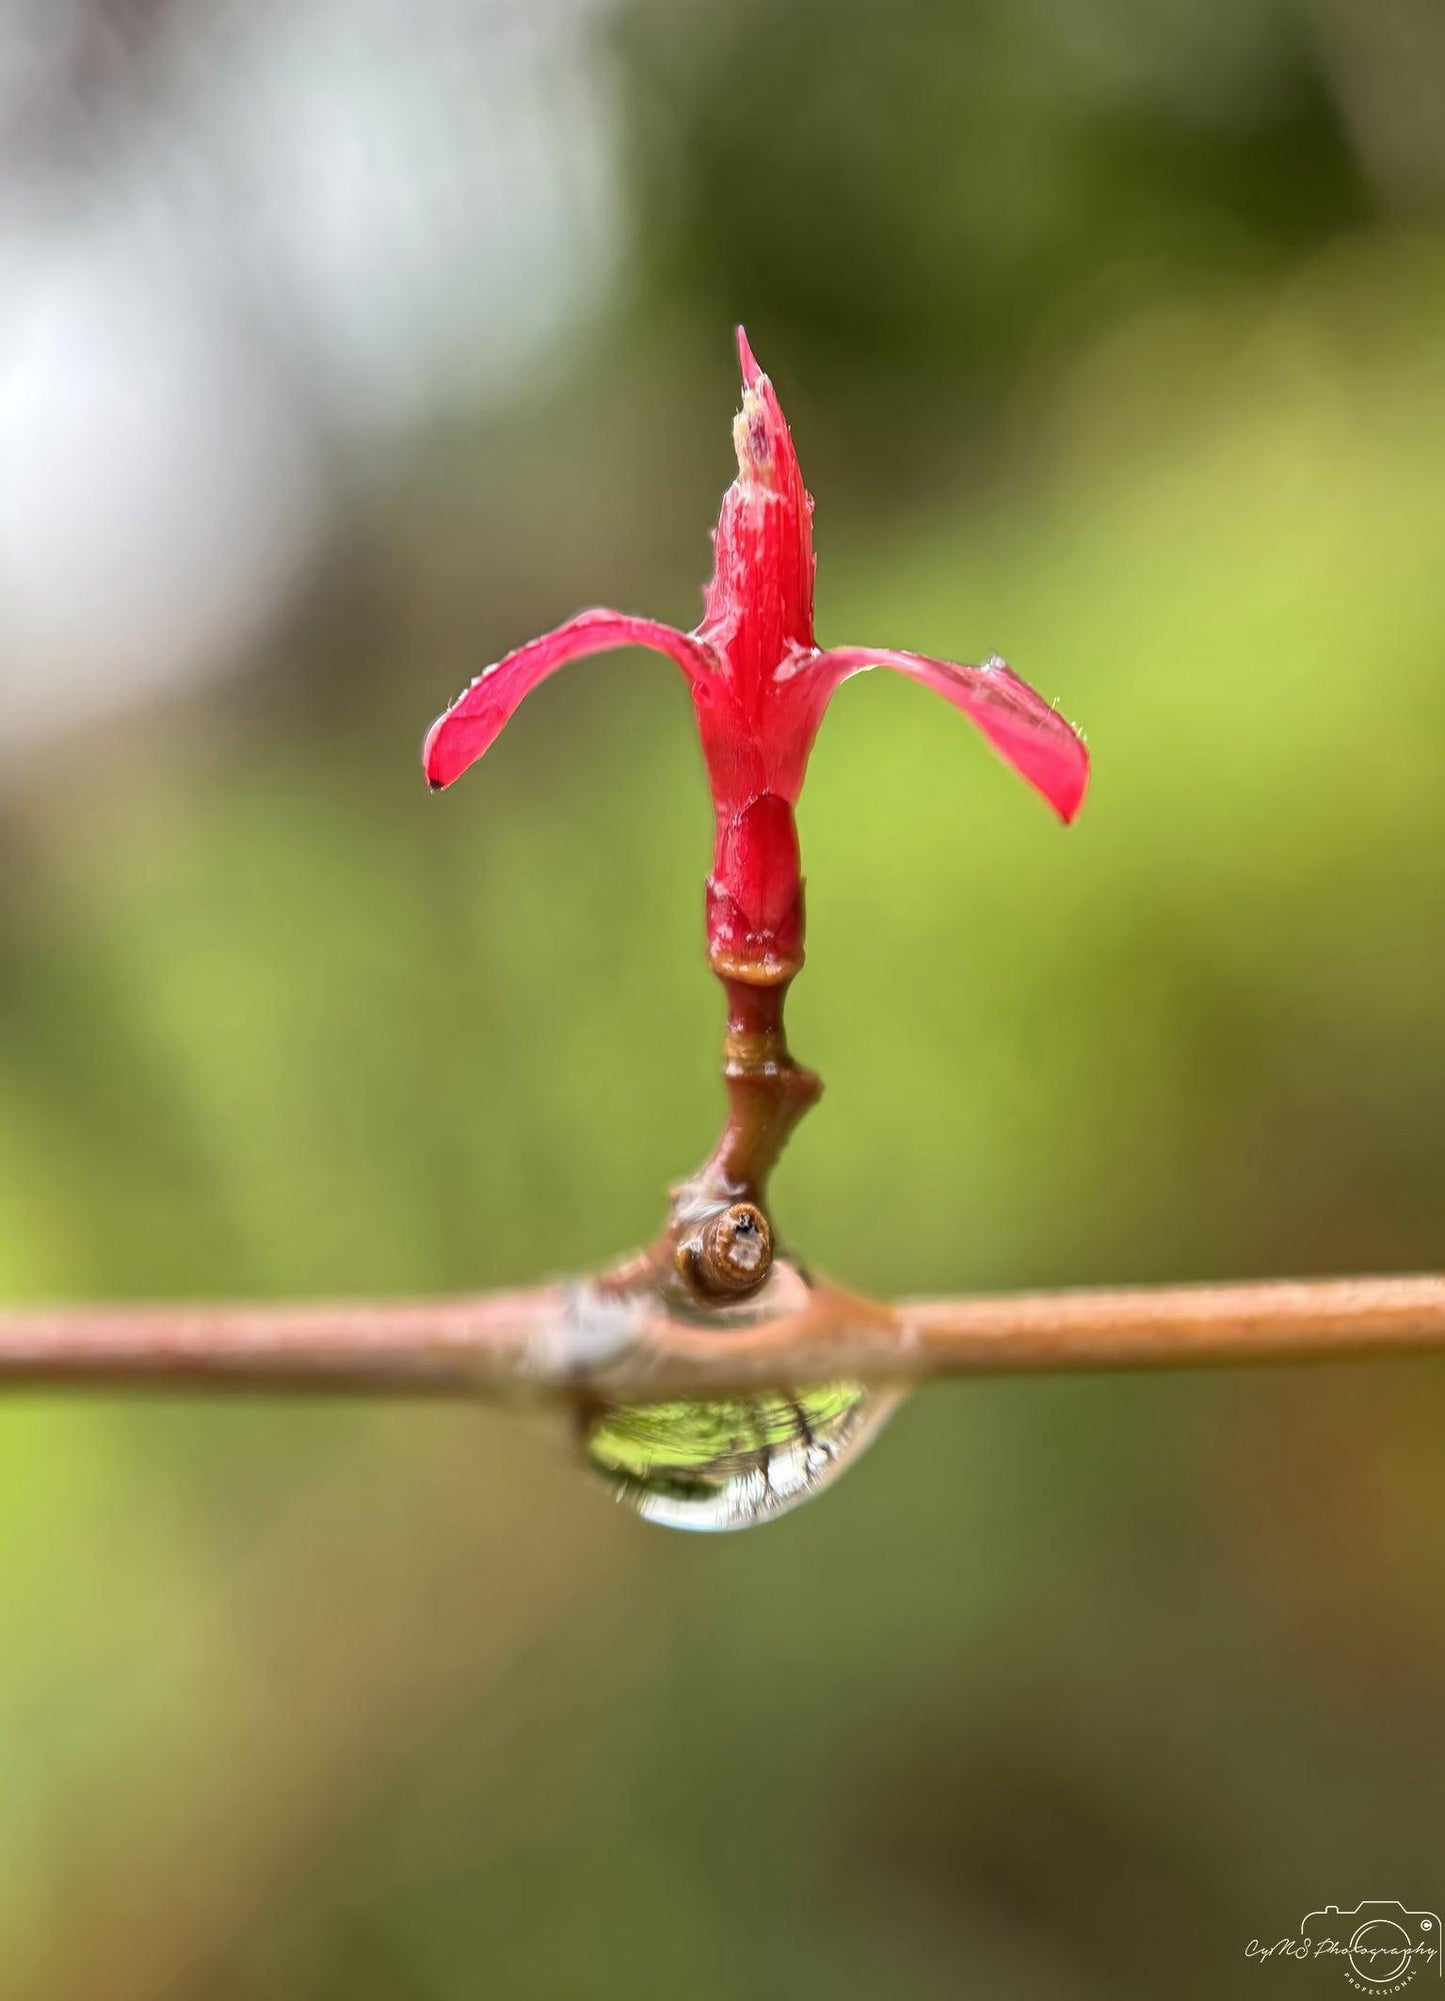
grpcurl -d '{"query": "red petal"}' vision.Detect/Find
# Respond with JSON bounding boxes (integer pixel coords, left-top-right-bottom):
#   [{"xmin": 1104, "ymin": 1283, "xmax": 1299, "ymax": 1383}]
[
  {"xmin": 808, "ymin": 647, "xmax": 1089, "ymax": 822},
  {"xmin": 423, "ymin": 610, "xmax": 718, "ymax": 790},
  {"xmin": 717, "ymin": 791, "xmax": 801, "ymax": 932}
]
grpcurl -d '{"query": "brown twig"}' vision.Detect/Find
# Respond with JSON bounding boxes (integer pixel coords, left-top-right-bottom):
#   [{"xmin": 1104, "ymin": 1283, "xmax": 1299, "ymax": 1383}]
[{"xmin": 1, "ymin": 1273, "xmax": 1443, "ymax": 1404}]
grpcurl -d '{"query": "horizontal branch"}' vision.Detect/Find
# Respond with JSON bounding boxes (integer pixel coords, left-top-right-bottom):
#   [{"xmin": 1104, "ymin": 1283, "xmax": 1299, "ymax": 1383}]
[{"xmin": 0, "ymin": 1273, "xmax": 1443, "ymax": 1404}]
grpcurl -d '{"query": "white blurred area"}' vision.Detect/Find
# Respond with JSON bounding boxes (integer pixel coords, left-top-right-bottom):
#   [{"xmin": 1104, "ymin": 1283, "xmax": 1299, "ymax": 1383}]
[{"xmin": 0, "ymin": 0, "xmax": 623, "ymax": 753}]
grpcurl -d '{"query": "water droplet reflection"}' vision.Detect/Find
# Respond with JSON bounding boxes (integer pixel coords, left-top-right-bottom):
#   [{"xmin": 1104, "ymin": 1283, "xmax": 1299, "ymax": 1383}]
[{"xmin": 579, "ymin": 1257, "xmax": 901, "ymax": 1532}]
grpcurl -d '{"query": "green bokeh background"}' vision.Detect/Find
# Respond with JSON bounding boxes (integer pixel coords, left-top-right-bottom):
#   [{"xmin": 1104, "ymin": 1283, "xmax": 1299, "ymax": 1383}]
[{"xmin": 3, "ymin": 2, "xmax": 1444, "ymax": 1994}]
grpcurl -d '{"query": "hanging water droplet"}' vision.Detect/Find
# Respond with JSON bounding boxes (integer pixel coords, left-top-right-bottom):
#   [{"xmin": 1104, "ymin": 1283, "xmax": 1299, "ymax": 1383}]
[
  {"xmin": 579, "ymin": 1256, "xmax": 901, "ymax": 1532},
  {"xmin": 582, "ymin": 1380, "xmax": 899, "ymax": 1532}
]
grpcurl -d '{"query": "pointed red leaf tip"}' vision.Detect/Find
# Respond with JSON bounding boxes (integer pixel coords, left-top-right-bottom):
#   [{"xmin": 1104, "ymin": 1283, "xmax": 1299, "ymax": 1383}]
[
  {"xmin": 421, "ymin": 329, "xmax": 1089, "ymax": 982},
  {"xmin": 701, "ymin": 328, "xmax": 816, "ymax": 686},
  {"xmin": 736, "ymin": 323, "xmax": 763, "ymax": 389}
]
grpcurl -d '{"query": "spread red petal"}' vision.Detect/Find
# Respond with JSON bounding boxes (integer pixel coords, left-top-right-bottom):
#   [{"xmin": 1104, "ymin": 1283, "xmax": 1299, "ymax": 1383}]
[
  {"xmin": 808, "ymin": 646, "xmax": 1089, "ymax": 823},
  {"xmin": 423, "ymin": 610, "xmax": 717, "ymax": 790}
]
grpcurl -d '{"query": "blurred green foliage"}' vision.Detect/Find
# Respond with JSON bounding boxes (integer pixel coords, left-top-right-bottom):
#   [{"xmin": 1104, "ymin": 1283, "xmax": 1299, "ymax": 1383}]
[{"xmin": 2, "ymin": 1, "xmax": 1445, "ymax": 1995}]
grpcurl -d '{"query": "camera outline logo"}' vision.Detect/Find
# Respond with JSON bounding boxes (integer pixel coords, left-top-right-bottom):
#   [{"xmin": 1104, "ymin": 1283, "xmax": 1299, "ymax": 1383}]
[{"xmin": 1301, "ymin": 1903, "xmax": 1442, "ymax": 1992}]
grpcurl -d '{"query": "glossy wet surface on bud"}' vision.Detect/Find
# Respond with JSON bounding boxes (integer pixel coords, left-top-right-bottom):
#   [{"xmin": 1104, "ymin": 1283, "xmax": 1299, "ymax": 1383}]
[{"xmin": 674, "ymin": 1199, "xmax": 772, "ymax": 1299}]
